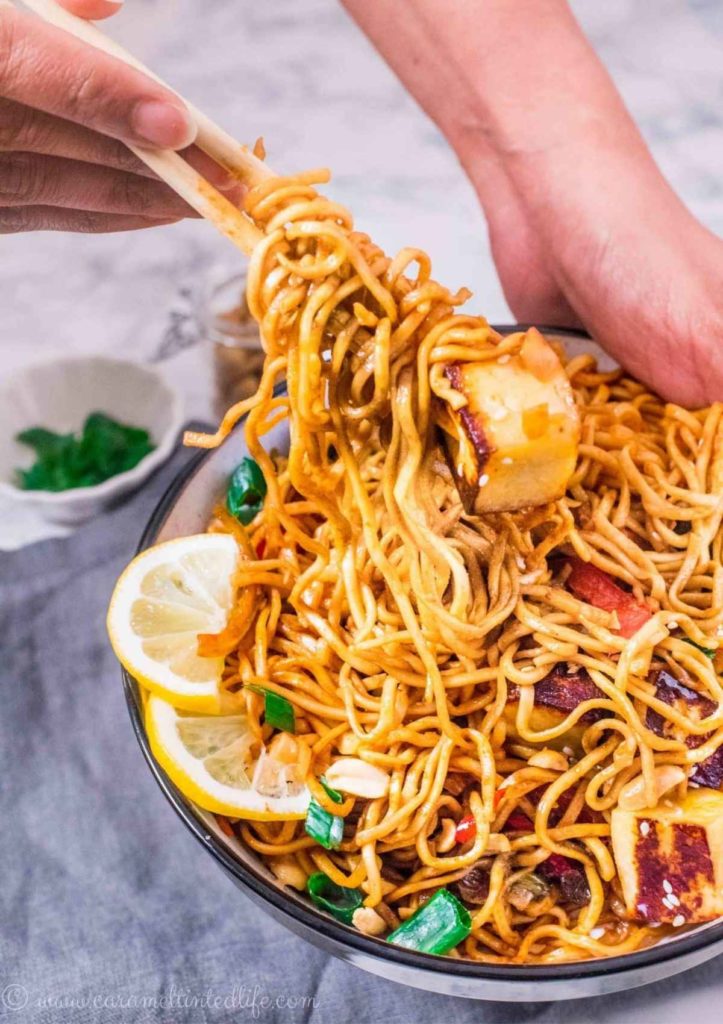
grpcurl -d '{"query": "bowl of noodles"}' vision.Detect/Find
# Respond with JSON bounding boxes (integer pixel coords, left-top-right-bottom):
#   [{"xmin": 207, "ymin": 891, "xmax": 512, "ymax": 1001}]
[
  {"xmin": 111, "ymin": 170, "xmax": 723, "ymax": 1000},
  {"xmin": 118, "ymin": 330, "xmax": 723, "ymax": 998}
]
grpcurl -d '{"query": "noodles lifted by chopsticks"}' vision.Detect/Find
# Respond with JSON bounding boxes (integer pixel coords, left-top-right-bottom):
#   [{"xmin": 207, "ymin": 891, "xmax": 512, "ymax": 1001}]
[{"xmin": 186, "ymin": 168, "xmax": 723, "ymax": 964}]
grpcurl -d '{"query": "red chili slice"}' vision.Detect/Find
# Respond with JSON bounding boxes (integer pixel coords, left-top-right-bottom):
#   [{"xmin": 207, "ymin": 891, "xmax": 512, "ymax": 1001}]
[
  {"xmin": 255, "ymin": 538, "xmax": 267, "ymax": 559},
  {"xmin": 566, "ymin": 558, "xmax": 652, "ymax": 638},
  {"xmin": 455, "ymin": 814, "xmax": 477, "ymax": 845}
]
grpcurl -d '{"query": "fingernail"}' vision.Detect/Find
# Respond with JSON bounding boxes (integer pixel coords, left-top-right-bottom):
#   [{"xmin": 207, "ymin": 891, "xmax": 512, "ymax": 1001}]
[{"xmin": 131, "ymin": 101, "xmax": 197, "ymax": 149}]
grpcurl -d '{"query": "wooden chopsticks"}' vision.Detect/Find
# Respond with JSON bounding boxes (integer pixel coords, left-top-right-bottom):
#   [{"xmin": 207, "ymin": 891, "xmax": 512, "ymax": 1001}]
[{"xmin": 20, "ymin": 0, "xmax": 273, "ymax": 255}]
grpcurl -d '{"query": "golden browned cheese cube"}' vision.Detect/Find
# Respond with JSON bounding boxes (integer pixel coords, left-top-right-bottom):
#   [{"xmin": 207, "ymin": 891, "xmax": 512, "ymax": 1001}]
[
  {"xmin": 440, "ymin": 328, "xmax": 580, "ymax": 513},
  {"xmin": 504, "ymin": 665, "xmax": 605, "ymax": 753},
  {"xmin": 611, "ymin": 788, "xmax": 723, "ymax": 924}
]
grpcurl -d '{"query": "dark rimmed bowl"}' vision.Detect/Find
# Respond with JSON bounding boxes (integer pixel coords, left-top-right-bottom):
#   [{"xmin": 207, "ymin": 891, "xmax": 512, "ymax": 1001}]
[{"xmin": 120, "ymin": 327, "xmax": 723, "ymax": 1000}]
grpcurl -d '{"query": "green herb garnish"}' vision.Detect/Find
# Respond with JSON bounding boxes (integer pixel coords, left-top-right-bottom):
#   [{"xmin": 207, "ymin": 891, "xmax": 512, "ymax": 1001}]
[
  {"xmin": 246, "ymin": 685, "xmax": 296, "ymax": 733},
  {"xmin": 15, "ymin": 413, "xmax": 154, "ymax": 492},
  {"xmin": 226, "ymin": 457, "xmax": 267, "ymax": 525},
  {"xmin": 306, "ymin": 873, "xmax": 363, "ymax": 924},
  {"xmin": 386, "ymin": 888, "xmax": 471, "ymax": 955},
  {"xmin": 305, "ymin": 796, "xmax": 344, "ymax": 850},
  {"xmin": 682, "ymin": 637, "xmax": 717, "ymax": 659},
  {"xmin": 320, "ymin": 778, "xmax": 343, "ymax": 804}
]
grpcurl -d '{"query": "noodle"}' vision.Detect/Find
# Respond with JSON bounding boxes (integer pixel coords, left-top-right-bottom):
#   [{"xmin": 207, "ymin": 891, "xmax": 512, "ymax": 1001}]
[{"xmin": 187, "ymin": 169, "xmax": 723, "ymax": 964}]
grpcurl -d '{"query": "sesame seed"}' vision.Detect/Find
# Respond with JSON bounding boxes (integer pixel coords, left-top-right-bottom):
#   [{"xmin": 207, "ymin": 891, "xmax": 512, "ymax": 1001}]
[
  {"xmin": 590, "ymin": 927, "xmax": 605, "ymax": 940},
  {"xmin": 668, "ymin": 894, "xmax": 680, "ymax": 908},
  {"xmin": 640, "ymin": 821, "xmax": 650, "ymax": 836},
  {"xmin": 663, "ymin": 880, "xmax": 673, "ymax": 894},
  {"xmin": 662, "ymin": 896, "xmax": 675, "ymax": 911},
  {"xmin": 478, "ymin": 473, "xmax": 489, "ymax": 487},
  {"xmin": 672, "ymin": 914, "xmax": 686, "ymax": 928},
  {"xmin": 637, "ymin": 902, "xmax": 648, "ymax": 915},
  {"xmin": 516, "ymin": 556, "xmax": 526, "ymax": 570},
  {"xmin": 501, "ymin": 456, "xmax": 513, "ymax": 465},
  {"xmin": 563, "ymin": 746, "xmax": 574, "ymax": 757}
]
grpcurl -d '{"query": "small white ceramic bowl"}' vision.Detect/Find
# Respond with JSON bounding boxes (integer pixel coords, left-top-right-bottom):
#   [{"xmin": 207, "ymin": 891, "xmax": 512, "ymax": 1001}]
[{"xmin": 0, "ymin": 356, "xmax": 184, "ymax": 526}]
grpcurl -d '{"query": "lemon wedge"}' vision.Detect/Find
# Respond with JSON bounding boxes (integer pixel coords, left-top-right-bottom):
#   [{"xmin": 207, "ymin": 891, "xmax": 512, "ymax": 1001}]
[
  {"xmin": 145, "ymin": 694, "xmax": 310, "ymax": 820},
  {"xmin": 107, "ymin": 534, "xmax": 239, "ymax": 713}
]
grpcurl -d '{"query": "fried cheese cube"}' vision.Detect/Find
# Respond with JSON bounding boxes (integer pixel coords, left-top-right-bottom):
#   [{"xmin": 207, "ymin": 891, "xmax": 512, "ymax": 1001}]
[
  {"xmin": 504, "ymin": 665, "xmax": 606, "ymax": 754},
  {"xmin": 439, "ymin": 328, "xmax": 580, "ymax": 513},
  {"xmin": 611, "ymin": 788, "xmax": 723, "ymax": 924}
]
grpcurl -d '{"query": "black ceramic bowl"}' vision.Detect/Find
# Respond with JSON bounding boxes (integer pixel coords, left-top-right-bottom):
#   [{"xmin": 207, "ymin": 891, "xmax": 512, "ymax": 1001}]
[{"xmin": 121, "ymin": 327, "xmax": 723, "ymax": 1000}]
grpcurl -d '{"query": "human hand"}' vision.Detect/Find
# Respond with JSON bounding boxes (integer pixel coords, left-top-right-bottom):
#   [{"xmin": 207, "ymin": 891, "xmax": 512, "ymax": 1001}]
[
  {"xmin": 0, "ymin": 0, "xmax": 239, "ymax": 234},
  {"xmin": 343, "ymin": 0, "xmax": 723, "ymax": 407}
]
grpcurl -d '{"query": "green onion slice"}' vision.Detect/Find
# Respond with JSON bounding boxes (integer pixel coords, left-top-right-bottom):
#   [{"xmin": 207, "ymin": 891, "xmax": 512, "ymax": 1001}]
[
  {"xmin": 386, "ymin": 888, "xmax": 471, "ymax": 955},
  {"xmin": 227, "ymin": 457, "xmax": 267, "ymax": 525},
  {"xmin": 681, "ymin": 637, "xmax": 716, "ymax": 659},
  {"xmin": 305, "ymin": 798, "xmax": 344, "ymax": 850},
  {"xmin": 307, "ymin": 873, "xmax": 363, "ymax": 924},
  {"xmin": 246, "ymin": 685, "xmax": 296, "ymax": 734},
  {"xmin": 320, "ymin": 777, "xmax": 343, "ymax": 804}
]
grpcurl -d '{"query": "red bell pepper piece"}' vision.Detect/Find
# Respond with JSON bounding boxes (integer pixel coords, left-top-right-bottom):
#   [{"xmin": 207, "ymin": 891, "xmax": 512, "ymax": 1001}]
[
  {"xmin": 458, "ymin": 792, "xmax": 531, "ymax": 844},
  {"xmin": 255, "ymin": 538, "xmax": 267, "ymax": 559},
  {"xmin": 455, "ymin": 814, "xmax": 477, "ymax": 845},
  {"xmin": 566, "ymin": 558, "xmax": 651, "ymax": 638}
]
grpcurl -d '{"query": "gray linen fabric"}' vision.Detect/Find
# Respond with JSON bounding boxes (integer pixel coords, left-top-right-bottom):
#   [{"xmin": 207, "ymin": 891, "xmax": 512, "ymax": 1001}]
[{"xmin": 1, "ymin": 440, "xmax": 721, "ymax": 1024}]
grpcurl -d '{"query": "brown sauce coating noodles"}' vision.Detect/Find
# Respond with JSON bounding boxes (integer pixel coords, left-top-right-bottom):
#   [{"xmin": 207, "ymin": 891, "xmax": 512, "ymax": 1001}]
[{"xmin": 186, "ymin": 169, "xmax": 723, "ymax": 964}]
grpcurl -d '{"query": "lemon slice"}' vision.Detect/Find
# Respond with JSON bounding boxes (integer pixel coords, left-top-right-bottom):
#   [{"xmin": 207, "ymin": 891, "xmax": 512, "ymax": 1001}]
[
  {"xmin": 107, "ymin": 533, "xmax": 239, "ymax": 713},
  {"xmin": 146, "ymin": 694, "xmax": 310, "ymax": 820}
]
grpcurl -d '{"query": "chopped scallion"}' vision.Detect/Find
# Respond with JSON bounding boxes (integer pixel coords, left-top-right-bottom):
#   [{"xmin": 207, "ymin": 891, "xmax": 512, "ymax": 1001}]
[
  {"xmin": 307, "ymin": 873, "xmax": 363, "ymax": 924},
  {"xmin": 305, "ymin": 798, "xmax": 344, "ymax": 850},
  {"xmin": 320, "ymin": 777, "xmax": 343, "ymax": 804},
  {"xmin": 227, "ymin": 457, "xmax": 267, "ymax": 525},
  {"xmin": 386, "ymin": 888, "xmax": 471, "ymax": 955},
  {"xmin": 681, "ymin": 637, "xmax": 716, "ymax": 659},
  {"xmin": 246, "ymin": 685, "xmax": 296, "ymax": 733}
]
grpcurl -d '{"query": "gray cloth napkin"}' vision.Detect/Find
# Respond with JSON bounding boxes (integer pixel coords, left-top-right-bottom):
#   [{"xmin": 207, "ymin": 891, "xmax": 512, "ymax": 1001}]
[{"xmin": 1, "ymin": 438, "xmax": 721, "ymax": 1024}]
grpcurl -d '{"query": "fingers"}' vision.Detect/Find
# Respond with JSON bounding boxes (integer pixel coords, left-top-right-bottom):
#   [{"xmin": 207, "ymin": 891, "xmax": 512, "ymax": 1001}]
[
  {"xmin": 0, "ymin": 205, "xmax": 180, "ymax": 234},
  {"xmin": 0, "ymin": 97, "xmax": 155, "ymax": 175},
  {"xmin": 180, "ymin": 145, "xmax": 246, "ymax": 205},
  {"xmin": 0, "ymin": 98, "xmax": 245, "ymax": 200},
  {"xmin": 0, "ymin": 152, "xmax": 197, "ymax": 218},
  {"xmin": 56, "ymin": 0, "xmax": 126, "ymax": 21},
  {"xmin": 0, "ymin": 5, "xmax": 195, "ymax": 148}
]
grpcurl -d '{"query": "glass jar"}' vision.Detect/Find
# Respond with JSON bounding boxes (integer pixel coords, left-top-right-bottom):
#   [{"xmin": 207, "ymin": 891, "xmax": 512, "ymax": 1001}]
[{"xmin": 203, "ymin": 268, "xmax": 266, "ymax": 421}]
